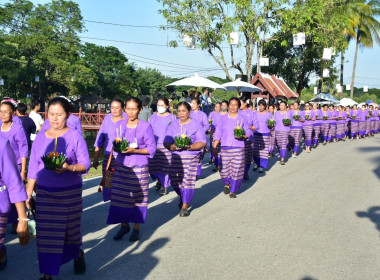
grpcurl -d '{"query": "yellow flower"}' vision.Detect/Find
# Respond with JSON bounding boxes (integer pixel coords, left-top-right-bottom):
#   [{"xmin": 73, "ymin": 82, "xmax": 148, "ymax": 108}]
[
  {"xmin": 115, "ymin": 137, "xmax": 122, "ymax": 143},
  {"xmin": 181, "ymin": 134, "xmax": 187, "ymax": 139},
  {"xmin": 48, "ymin": 152, "xmax": 59, "ymax": 158},
  {"xmin": 236, "ymin": 126, "xmax": 241, "ymax": 130}
]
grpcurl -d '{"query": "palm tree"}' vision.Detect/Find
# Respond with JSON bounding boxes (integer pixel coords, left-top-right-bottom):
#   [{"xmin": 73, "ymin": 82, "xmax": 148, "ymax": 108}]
[{"xmin": 349, "ymin": 0, "xmax": 380, "ymax": 98}]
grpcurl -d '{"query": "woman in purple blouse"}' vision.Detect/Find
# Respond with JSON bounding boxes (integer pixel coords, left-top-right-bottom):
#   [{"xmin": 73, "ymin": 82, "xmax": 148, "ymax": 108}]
[
  {"xmin": 358, "ymin": 105, "xmax": 368, "ymax": 139},
  {"xmin": 164, "ymin": 102, "xmax": 207, "ymax": 216},
  {"xmin": 190, "ymin": 98, "xmax": 209, "ymax": 177},
  {"xmin": 93, "ymin": 99, "xmax": 126, "ymax": 202},
  {"xmin": 107, "ymin": 97, "xmax": 156, "ymax": 242},
  {"xmin": 274, "ymin": 101, "xmax": 291, "ymax": 165},
  {"xmin": 312, "ymin": 103, "xmax": 322, "ymax": 148},
  {"xmin": 213, "ymin": 97, "xmax": 252, "ymax": 198},
  {"xmin": 349, "ymin": 105, "xmax": 360, "ymax": 140},
  {"xmin": 302, "ymin": 103, "xmax": 315, "ymax": 153},
  {"xmin": 288, "ymin": 101, "xmax": 304, "ymax": 158},
  {"xmin": 0, "ymin": 100, "xmax": 28, "ymax": 230},
  {"xmin": 320, "ymin": 104, "xmax": 331, "ymax": 145},
  {"xmin": 239, "ymin": 96, "xmax": 257, "ymax": 180},
  {"xmin": 149, "ymin": 97, "xmax": 175, "ymax": 196},
  {"xmin": 26, "ymin": 97, "xmax": 91, "ymax": 280},
  {"xmin": 368, "ymin": 105, "xmax": 376, "ymax": 136},
  {"xmin": 268, "ymin": 105, "xmax": 276, "ymax": 157},
  {"xmin": 328, "ymin": 104, "xmax": 338, "ymax": 143},
  {"xmin": 211, "ymin": 101, "xmax": 229, "ymax": 172},
  {"xmin": 0, "ymin": 135, "xmax": 30, "ymax": 271},
  {"xmin": 209, "ymin": 102, "xmax": 221, "ymax": 165},
  {"xmin": 252, "ymin": 99, "xmax": 271, "ymax": 172},
  {"xmin": 336, "ymin": 105, "xmax": 347, "ymax": 141}
]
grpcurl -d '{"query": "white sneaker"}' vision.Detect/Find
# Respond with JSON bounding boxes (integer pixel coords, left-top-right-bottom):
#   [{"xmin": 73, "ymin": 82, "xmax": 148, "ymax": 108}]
[{"xmin": 292, "ymin": 154, "xmax": 298, "ymax": 158}]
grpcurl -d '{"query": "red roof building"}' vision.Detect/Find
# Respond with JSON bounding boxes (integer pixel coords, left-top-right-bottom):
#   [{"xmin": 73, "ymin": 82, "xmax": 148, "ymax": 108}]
[{"xmin": 250, "ymin": 72, "xmax": 299, "ymax": 103}]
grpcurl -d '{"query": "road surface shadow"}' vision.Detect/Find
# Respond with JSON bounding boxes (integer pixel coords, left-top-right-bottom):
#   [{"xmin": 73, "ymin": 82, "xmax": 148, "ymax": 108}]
[{"xmin": 356, "ymin": 206, "xmax": 380, "ymax": 235}]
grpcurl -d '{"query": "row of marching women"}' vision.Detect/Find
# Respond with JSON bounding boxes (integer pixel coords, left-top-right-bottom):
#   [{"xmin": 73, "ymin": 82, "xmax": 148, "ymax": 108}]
[{"xmin": 0, "ymin": 95, "xmax": 379, "ymax": 280}]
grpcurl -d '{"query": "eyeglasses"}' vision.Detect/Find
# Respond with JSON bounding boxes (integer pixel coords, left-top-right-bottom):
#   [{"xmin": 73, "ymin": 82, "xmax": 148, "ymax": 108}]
[{"xmin": 0, "ymin": 111, "xmax": 11, "ymax": 116}]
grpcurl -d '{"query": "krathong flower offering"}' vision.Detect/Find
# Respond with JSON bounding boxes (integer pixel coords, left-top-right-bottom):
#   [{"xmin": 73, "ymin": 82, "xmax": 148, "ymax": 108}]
[
  {"xmin": 267, "ymin": 119, "xmax": 276, "ymax": 128},
  {"xmin": 113, "ymin": 126, "xmax": 129, "ymax": 153},
  {"xmin": 282, "ymin": 118, "xmax": 292, "ymax": 126},
  {"xmin": 208, "ymin": 119, "xmax": 213, "ymax": 125},
  {"xmin": 338, "ymin": 116, "xmax": 342, "ymax": 120},
  {"xmin": 292, "ymin": 114, "xmax": 300, "ymax": 121},
  {"xmin": 41, "ymin": 137, "xmax": 66, "ymax": 170},
  {"xmin": 366, "ymin": 115, "xmax": 370, "ymax": 120},
  {"xmin": 234, "ymin": 120, "xmax": 245, "ymax": 138},
  {"xmin": 315, "ymin": 114, "xmax": 319, "ymax": 119},
  {"xmin": 174, "ymin": 134, "xmax": 191, "ymax": 149},
  {"xmin": 305, "ymin": 115, "xmax": 310, "ymax": 120},
  {"xmin": 323, "ymin": 115, "xmax": 328, "ymax": 120}
]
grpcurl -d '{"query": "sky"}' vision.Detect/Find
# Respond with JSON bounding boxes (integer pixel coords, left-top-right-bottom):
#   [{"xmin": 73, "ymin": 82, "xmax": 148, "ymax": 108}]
[{"xmin": 1, "ymin": 0, "xmax": 380, "ymax": 89}]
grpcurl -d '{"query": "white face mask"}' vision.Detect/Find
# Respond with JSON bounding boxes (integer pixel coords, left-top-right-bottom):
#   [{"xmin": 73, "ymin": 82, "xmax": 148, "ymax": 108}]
[
  {"xmin": 157, "ymin": 107, "xmax": 167, "ymax": 114},
  {"xmin": 362, "ymin": 108, "xmax": 365, "ymax": 111}
]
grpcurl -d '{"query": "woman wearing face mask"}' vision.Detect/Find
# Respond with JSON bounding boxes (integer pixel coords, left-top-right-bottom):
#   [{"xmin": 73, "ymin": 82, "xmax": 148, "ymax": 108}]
[
  {"xmin": 288, "ymin": 101, "xmax": 304, "ymax": 157},
  {"xmin": 358, "ymin": 105, "xmax": 368, "ymax": 139},
  {"xmin": 252, "ymin": 99, "xmax": 270, "ymax": 172},
  {"xmin": 208, "ymin": 102, "xmax": 221, "ymax": 166},
  {"xmin": 302, "ymin": 103, "xmax": 315, "ymax": 153},
  {"xmin": 239, "ymin": 96, "xmax": 258, "ymax": 180},
  {"xmin": 190, "ymin": 98, "xmax": 210, "ymax": 177},
  {"xmin": 93, "ymin": 99, "xmax": 126, "ymax": 201},
  {"xmin": 273, "ymin": 101, "xmax": 291, "ymax": 165},
  {"xmin": 149, "ymin": 97, "xmax": 174, "ymax": 196},
  {"xmin": 327, "ymin": 104, "xmax": 338, "ymax": 143},
  {"xmin": 164, "ymin": 102, "xmax": 207, "ymax": 216},
  {"xmin": 336, "ymin": 105, "xmax": 347, "ymax": 141},
  {"xmin": 107, "ymin": 97, "xmax": 156, "ymax": 242},
  {"xmin": 268, "ymin": 105, "xmax": 275, "ymax": 157},
  {"xmin": 311, "ymin": 103, "xmax": 322, "ymax": 148},
  {"xmin": 213, "ymin": 97, "xmax": 251, "ymax": 198},
  {"xmin": 349, "ymin": 105, "xmax": 360, "ymax": 140}
]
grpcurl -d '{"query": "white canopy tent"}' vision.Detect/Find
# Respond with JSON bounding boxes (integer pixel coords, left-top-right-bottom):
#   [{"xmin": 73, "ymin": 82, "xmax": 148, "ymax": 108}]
[{"xmin": 339, "ymin": 98, "xmax": 357, "ymax": 106}]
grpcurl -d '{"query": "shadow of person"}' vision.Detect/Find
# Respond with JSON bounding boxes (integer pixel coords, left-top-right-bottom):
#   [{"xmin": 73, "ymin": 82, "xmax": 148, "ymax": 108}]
[{"xmin": 356, "ymin": 206, "xmax": 380, "ymax": 233}]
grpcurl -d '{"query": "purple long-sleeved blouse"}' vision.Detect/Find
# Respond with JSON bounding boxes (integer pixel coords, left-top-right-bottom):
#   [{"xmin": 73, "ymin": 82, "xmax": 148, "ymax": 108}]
[
  {"xmin": 190, "ymin": 110, "xmax": 210, "ymax": 132},
  {"xmin": 274, "ymin": 111, "xmax": 291, "ymax": 132},
  {"xmin": 312, "ymin": 109, "xmax": 323, "ymax": 125},
  {"xmin": 164, "ymin": 118, "xmax": 207, "ymax": 155},
  {"xmin": 94, "ymin": 115, "xmax": 127, "ymax": 156},
  {"xmin": 289, "ymin": 110, "xmax": 304, "ymax": 127},
  {"xmin": 302, "ymin": 110, "xmax": 315, "ymax": 126},
  {"xmin": 149, "ymin": 113, "xmax": 175, "ymax": 146},
  {"xmin": 255, "ymin": 111, "xmax": 271, "ymax": 133},
  {"xmin": 0, "ymin": 122, "xmax": 28, "ymax": 166},
  {"xmin": 115, "ymin": 119, "xmax": 156, "ymax": 166},
  {"xmin": 0, "ymin": 136, "xmax": 27, "ymax": 213},
  {"xmin": 214, "ymin": 113, "xmax": 252, "ymax": 148},
  {"xmin": 27, "ymin": 128, "xmax": 91, "ymax": 187}
]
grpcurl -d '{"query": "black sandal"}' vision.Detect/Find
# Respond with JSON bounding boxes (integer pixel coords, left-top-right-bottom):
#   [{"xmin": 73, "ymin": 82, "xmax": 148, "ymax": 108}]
[
  {"xmin": 74, "ymin": 249, "xmax": 86, "ymax": 275},
  {"xmin": 113, "ymin": 224, "xmax": 130, "ymax": 241},
  {"xmin": 129, "ymin": 229, "xmax": 140, "ymax": 242},
  {"xmin": 0, "ymin": 246, "xmax": 7, "ymax": 271}
]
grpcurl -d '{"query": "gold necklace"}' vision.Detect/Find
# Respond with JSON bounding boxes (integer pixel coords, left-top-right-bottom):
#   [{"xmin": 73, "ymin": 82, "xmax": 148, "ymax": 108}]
[{"xmin": 1, "ymin": 122, "xmax": 13, "ymax": 132}]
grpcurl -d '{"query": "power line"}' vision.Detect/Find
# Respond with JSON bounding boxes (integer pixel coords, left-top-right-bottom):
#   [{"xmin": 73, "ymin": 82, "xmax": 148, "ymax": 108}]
[
  {"xmin": 80, "ymin": 36, "xmax": 169, "ymax": 47},
  {"xmin": 83, "ymin": 19, "xmax": 162, "ymax": 29}
]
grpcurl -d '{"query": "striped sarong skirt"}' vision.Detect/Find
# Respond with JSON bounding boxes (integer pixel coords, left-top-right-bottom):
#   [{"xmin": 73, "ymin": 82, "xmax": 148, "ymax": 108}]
[
  {"xmin": 101, "ymin": 154, "xmax": 116, "ymax": 202},
  {"xmin": 149, "ymin": 146, "xmax": 172, "ymax": 188},
  {"xmin": 252, "ymin": 132, "xmax": 270, "ymax": 169},
  {"xmin": 275, "ymin": 130, "xmax": 289, "ymax": 150},
  {"xmin": 328, "ymin": 123, "xmax": 337, "ymax": 140},
  {"xmin": 269, "ymin": 130, "xmax": 275, "ymax": 153},
  {"xmin": 359, "ymin": 121, "xmax": 366, "ymax": 135},
  {"xmin": 370, "ymin": 120, "xmax": 376, "ymax": 133},
  {"xmin": 219, "ymin": 147, "xmax": 245, "ymax": 194},
  {"xmin": 107, "ymin": 163, "xmax": 149, "ymax": 224},
  {"xmin": 36, "ymin": 184, "xmax": 83, "ymax": 276},
  {"xmin": 303, "ymin": 125, "xmax": 313, "ymax": 147},
  {"xmin": 244, "ymin": 140, "xmax": 253, "ymax": 165},
  {"xmin": 320, "ymin": 123, "xmax": 330, "ymax": 140},
  {"xmin": 170, "ymin": 153, "xmax": 200, "ymax": 204},
  {"xmin": 0, "ymin": 212, "xmax": 7, "ymax": 250},
  {"xmin": 351, "ymin": 121, "xmax": 359, "ymax": 136},
  {"xmin": 336, "ymin": 123, "xmax": 345, "ymax": 139},
  {"xmin": 288, "ymin": 127, "xmax": 302, "ymax": 152}
]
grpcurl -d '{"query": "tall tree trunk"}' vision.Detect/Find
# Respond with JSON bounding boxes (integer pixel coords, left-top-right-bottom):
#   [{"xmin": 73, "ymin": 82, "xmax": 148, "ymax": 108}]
[
  {"xmin": 350, "ymin": 38, "xmax": 359, "ymax": 99},
  {"xmin": 340, "ymin": 52, "xmax": 344, "ymax": 100}
]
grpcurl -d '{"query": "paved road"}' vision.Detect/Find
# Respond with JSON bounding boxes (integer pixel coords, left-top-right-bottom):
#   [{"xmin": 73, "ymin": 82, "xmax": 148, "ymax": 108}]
[{"xmin": 3, "ymin": 136, "xmax": 380, "ymax": 280}]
